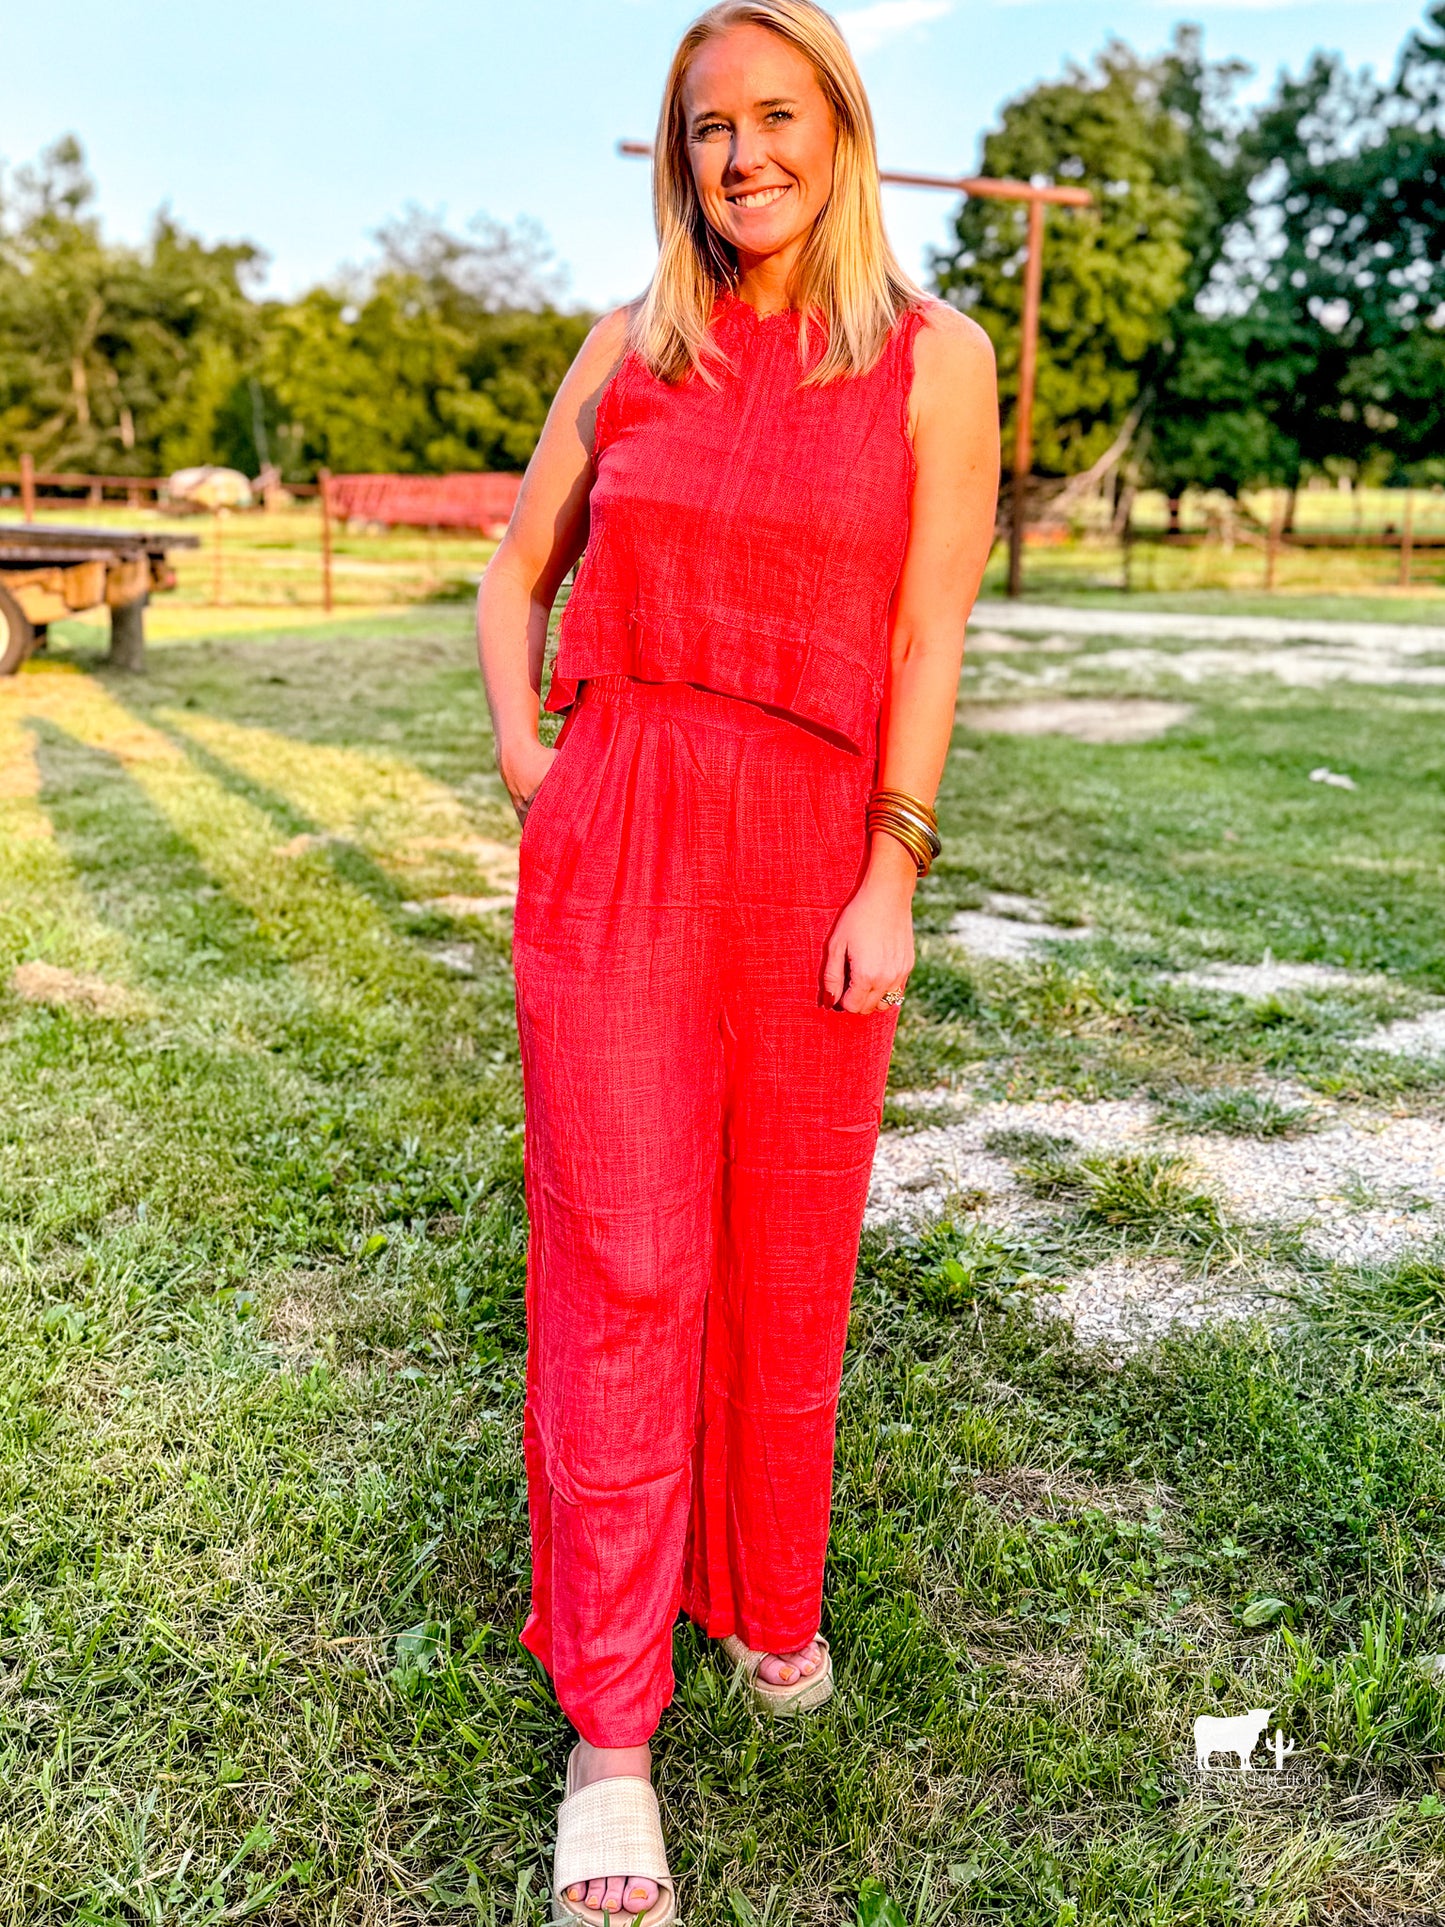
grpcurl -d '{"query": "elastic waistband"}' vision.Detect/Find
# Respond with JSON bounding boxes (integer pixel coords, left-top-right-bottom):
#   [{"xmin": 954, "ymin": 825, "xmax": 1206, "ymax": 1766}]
[{"xmin": 575, "ymin": 675, "xmax": 853, "ymax": 746}]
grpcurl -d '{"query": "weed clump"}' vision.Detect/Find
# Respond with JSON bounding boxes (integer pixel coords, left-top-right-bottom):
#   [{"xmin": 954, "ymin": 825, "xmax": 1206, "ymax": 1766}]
[
  {"xmin": 986, "ymin": 1128, "xmax": 1084, "ymax": 1199},
  {"xmin": 984, "ymin": 1127, "xmax": 1078, "ymax": 1162},
  {"xmin": 988, "ymin": 1132, "xmax": 1228, "ymax": 1251},
  {"xmin": 1158, "ymin": 1086, "xmax": 1317, "ymax": 1138},
  {"xmin": 1293, "ymin": 1243, "xmax": 1445, "ymax": 1341},
  {"xmin": 860, "ymin": 1216, "xmax": 1058, "ymax": 1317},
  {"xmin": 1079, "ymin": 1151, "xmax": 1225, "ymax": 1246}
]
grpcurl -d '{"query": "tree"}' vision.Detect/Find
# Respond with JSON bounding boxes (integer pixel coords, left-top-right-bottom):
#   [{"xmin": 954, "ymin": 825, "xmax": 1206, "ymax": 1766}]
[
  {"xmin": 1238, "ymin": 5, "xmax": 1445, "ymax": 483},
  {"xmin": 932, "ymin": 29, "xmax": 1253, "ymax": 480},
  {"xmin": 0, "ymin": 153, "xmax": 590, "ymax": 481},
  {"xmin": 0, "ymin": 138, "xmax": 264, "ymax": 475},
  {"xmin": 258, "ymin": 214, "xmax": 591, "ymax": 475}
]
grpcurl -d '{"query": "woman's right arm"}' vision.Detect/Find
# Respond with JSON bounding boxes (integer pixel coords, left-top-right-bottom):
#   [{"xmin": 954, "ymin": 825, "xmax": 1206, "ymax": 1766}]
[{"xmin": 477, "ymin": 305, "xmax": 632, "ymax": 821}]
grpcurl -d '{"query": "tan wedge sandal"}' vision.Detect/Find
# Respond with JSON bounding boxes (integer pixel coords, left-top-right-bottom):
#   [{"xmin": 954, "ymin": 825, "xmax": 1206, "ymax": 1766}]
[
  {"xmin": 720, "ymin": 1634, "xmax": 834, "ymax": 1715},
  {"xmin": 552, "ymin": 1745, "xmax": 677, "ymax": 1927}
]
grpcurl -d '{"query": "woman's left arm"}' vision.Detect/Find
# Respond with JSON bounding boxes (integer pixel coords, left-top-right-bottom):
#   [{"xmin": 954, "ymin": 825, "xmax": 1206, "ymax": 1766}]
[{"xmin": 824, "ymin": 306, "xmax": 1001, "ymax": 1014}]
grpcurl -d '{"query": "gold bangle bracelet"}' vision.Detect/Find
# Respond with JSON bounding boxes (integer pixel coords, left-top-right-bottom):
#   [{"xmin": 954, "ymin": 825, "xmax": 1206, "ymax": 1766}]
[
  {"xmin": 867, "ymin": 803, "xmax": 941, "ymax": 861},
  {"xmin": 867, "ymin": 813, "xmax": 937, "ymax": 877},
  {"xmin": 880, "ymin": 811, "xmax": 942, "ymax": 859},
  {"xmin": 869, "ymin": 787, "xmax": 939, "ymax": 830},
  {"xmin": 867, "ymin": 789, "xmax": 941, "ymax": 870}
]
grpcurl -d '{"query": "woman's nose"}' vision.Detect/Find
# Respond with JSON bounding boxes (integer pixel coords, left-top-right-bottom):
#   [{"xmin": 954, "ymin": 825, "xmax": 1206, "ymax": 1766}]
[{"xmin": 728, "ymin": 130, "xmax": 768, "ymax": 179}]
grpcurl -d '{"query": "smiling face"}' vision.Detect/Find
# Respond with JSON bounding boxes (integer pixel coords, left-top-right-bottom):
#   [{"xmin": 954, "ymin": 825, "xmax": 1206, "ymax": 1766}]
[{"xmin": 682, "ymin": 22, "xmax": 837, "ymax": 282}]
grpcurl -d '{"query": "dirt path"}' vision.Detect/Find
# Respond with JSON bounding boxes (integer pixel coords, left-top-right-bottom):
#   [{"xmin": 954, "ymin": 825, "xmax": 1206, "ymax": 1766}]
[{"xmin": 970, "ymin": 599, "xmax": 1445, "ymax": 650}]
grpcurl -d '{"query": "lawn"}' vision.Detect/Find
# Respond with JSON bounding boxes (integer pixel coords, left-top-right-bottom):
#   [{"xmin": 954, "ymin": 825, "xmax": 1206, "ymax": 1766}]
[
  {"xmin": 1, "ymin": 612, "xmax": 1443, "ymax": 1925},
  {"xmin": 16, "ymin": 492, "xmax": 1445, "ymax": 628}
]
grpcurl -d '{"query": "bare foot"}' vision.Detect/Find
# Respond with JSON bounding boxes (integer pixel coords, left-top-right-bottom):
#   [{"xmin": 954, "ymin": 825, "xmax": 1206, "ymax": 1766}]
[
  {"xmin": 562, "ymin": 1741, "xmax": 660, "ymax": 1923},
  {"xmin": 754, "ymin": 1638, "xmax": 825, "ymax": 1688}
]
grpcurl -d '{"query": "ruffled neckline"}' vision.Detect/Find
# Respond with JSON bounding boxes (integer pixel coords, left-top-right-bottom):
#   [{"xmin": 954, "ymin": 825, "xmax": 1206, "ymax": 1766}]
[{"xmin": 712, "ymin": 289, "xmax": 803, "ymax": 332}]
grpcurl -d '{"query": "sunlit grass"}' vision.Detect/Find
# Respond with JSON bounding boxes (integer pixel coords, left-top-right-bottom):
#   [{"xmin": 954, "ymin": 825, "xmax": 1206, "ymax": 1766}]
[{"xmin": 0, "ymin": 614, "xmax": 1442, "ymax": 1922}]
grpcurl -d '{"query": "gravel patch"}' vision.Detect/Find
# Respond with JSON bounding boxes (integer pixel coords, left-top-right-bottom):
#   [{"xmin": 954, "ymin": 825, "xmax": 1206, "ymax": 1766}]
[
  {"xmin": 949, "ymin": 897, "xmax": 1095, "ymax": 961},
  {"xmin": 867, "ymin": 1097, "xmax": 1156, "ymax": 1229},
  {"xmin": 1079, "ymin": 643, "xmax": 1445, "ymax": 691},
  {"xmin": 971, "ymin": 599, "xmax": 1445, "ymax": 654},
  {"xmin": 868, "ymin": 1094, "xmax": 1445, "ymax": 1342},
  {"xmin": 1171, "ymin": 961, "xmax": 1377, "ymax": 997},
  {"xmin": 427, "ymin": 943, "xmax": 479, "ymax": 975},
  {"xmin": 1184, "ymin": 1115, "xmax": 1445, "ymax": 1264},
  {"xmin": 1358, "ymin": 1009, "xmax": 1445, "ymax": 1059},
  {"xmin": 956, "ymin": 697, "xmax": 1193, "ymax": 744},
  {"xmin": 1053, "ymin": 1257, "xmax": 1271, "ymax": 1354}
]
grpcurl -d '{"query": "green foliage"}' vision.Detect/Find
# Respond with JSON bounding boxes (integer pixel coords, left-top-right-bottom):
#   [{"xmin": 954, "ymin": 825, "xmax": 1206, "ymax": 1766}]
[
  {"xmin": 1078, "ymin": 1151, "xmax": 1225, "ymax": 1245},
  {"xmin": 262, "ymin": 282, "xmax": 589, "ymax": 477},
  {"xmin": 1292, "ymin": 1244, "xmax": 1445, "ymax": 1342},
  {"xmin": 860, "ymin": 1216, "xmax": 1058, "ymax": 1315},
  {"xmin": 855, "ymin": 1879, "xmax": 909, "ymax": 1927},
  {"xmin": 935, "ymin": 8, "xmax": 1445, "ymax": 492},
  {"xmin": 933, "ymin": 29, "xmax": 1253, "ymax": 478},
  {"xmin": 1241, "ymin": 7, "xmax": 1445, "ymax": 483},
  {"xmin": 0, "ymin": 150, "xmax": 590, "ymax": 479},
  {"xmin": 906, "ymin": 953, "xmax": 979, "ymax": 1022},
  {"xmin": 0, "ymin": 139, "xmax": 264, "ymax": 475}
]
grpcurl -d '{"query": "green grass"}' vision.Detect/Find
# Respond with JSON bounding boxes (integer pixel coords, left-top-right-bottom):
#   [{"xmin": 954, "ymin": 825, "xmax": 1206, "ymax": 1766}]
[
  {"xmin": 1, "ymin": 613, "xmax": 1443, "ymax": 1923},
  {"xmin": 1155, "ymin": 1088, "xmax": 1318, "ymax": 1139}
]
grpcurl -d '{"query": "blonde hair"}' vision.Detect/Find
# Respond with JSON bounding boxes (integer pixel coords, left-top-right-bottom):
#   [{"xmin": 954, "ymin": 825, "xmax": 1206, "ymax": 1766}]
[{"xmin": 632, "ymin": 0, "xmax": 924, "ymax": 385}]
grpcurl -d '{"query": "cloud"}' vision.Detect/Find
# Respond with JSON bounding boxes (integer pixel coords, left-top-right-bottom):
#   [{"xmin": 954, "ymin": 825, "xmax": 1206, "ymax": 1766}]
[{"xmin": 835, "ymin": 0, "xmax": 955, "ymax": 56}]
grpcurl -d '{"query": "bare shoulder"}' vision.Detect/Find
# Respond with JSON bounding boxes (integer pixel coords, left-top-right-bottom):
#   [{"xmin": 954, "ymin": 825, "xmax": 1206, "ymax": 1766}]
[
  {"xmin": 911, "ymin": 301, "xmax": 996, "ymax": 399},
  {"xmin": 573, "ymin": 302, "xmax": 637, "ymax": 386},
  {"xmin": 551, "ymin": 302, "xmax": 639, "ymax": 455}
]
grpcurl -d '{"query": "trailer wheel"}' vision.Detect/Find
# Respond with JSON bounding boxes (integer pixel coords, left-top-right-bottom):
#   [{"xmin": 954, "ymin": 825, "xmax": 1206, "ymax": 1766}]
[{"xmin": 0, "ymin": 580, "xmax": 37, "ymax": 675}]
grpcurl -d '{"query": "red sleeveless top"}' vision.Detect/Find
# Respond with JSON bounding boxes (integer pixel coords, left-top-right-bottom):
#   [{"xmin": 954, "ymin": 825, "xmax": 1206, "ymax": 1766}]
[{"xmin": 545, "ymin": 293, "xmax": 931, "ymax": 754}]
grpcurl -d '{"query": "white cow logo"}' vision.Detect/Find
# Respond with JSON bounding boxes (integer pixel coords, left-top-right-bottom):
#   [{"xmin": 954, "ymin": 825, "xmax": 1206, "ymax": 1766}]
[{"xmin": 1193, "ymin": 1708, "xmax": 1274, "ymax": 1774}]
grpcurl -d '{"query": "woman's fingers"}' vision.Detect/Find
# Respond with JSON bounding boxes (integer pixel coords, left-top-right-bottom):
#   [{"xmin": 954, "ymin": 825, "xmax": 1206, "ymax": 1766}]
[
  {"xmin": 841, "ymin": 970, "xmax": 890, "ymax": 1015},
  {"xmin": 822, "ymin": 937, "xmax": 848, "ymax": 1004},
  {"xmin": 826, "ymin": 925, "xmax": 911, "ymax": 1014}
]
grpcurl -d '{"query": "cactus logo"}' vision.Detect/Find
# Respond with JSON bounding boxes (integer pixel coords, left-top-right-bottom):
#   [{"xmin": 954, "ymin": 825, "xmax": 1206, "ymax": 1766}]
[{"xmin": 1192, "ymin": 1709, "xmax": 1296, "ymax": 1775}]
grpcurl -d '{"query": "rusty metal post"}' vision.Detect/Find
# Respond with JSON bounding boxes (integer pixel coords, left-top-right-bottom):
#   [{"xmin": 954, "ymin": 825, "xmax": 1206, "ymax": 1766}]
[
  {"xmin": 1007, "ymin": 197, "xmax": 1047, "ymax": 601},
  {"xmin": 319, "ymin": 467, "xmax": 335, "ymax": 613},
  {"xmin": 20, "ymin": 453, "xmax": 35, "ymax": 522},
  {"xmin": 1265, "ymin": 491, "xmax": 1284, "ymax": 592},
  {"xmin": 1400, "ymin": 489, "xmax": 1415, "ymax": 588}
]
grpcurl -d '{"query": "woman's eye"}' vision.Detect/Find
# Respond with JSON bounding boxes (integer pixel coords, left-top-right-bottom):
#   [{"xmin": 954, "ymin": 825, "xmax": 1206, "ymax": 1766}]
[{"xmin": 766, "ymin": 109, "xmax": 795, "ymax": 124}]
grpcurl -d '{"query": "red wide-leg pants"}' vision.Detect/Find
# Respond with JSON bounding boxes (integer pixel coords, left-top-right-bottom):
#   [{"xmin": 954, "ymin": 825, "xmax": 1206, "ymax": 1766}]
[{"xmin": 511, "ymin": 676, "xmax": 897, "ymax": 1747}]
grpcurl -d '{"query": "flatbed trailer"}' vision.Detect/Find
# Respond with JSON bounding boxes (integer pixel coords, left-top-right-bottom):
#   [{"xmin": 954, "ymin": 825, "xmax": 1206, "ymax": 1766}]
[{"xmin": 0, "ymin": 523, "xmax": 201, "ymax": 674}]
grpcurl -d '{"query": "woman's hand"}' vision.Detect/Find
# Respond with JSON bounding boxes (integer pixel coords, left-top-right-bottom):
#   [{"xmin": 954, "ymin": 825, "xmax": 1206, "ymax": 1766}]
[
  {"xmin": 823, "ymin": 839, "xmax": 917, "ymax": 1014},
  {"xmin": 500, "ymin": 735, "xmax": 558, "ymax": 826}
]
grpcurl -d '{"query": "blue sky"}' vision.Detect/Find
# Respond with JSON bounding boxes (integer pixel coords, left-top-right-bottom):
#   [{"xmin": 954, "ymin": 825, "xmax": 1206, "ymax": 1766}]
[{"xmin": 0, "ymin": 0, "xmax": 1429, "ymax": 310}]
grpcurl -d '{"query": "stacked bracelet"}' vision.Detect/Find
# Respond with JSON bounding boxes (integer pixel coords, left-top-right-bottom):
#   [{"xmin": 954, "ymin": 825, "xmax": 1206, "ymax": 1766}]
[{"xmin": 866, "ymin": 787, "xmax": 942, "ymax": 877}]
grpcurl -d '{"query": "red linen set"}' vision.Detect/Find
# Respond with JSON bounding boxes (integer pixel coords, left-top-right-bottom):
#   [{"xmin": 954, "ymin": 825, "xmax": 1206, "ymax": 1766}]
[{"xmin": 513, "ymin": 294, "xmax": 929, "ymax": 1746}]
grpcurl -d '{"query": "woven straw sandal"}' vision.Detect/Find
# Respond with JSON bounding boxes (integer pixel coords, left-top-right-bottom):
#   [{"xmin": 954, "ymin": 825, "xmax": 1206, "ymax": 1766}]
[
  {"xmin": 552, "ymin": 1745, "xmax": 677, "ymax": 1927},
  {"xmin": 720, "ymin": 1634, "xmax": 834, "ymax": 1715}
]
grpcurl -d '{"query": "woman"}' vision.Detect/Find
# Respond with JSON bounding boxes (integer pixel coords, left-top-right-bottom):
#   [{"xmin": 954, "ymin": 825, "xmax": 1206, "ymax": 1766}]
[{"xmin": 478, "ymin": 3, "xmax": 998, "ymax": 1918}]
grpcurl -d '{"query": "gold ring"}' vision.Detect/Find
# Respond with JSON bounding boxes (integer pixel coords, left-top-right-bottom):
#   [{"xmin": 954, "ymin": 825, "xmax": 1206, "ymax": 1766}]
[{"xmin": 881, "ymin": 989, "xmax": 905, "ymax": 1007}]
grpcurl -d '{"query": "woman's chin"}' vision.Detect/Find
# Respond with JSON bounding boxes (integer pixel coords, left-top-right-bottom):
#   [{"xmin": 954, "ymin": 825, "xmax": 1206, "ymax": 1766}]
[{"xmin": 727, "ymin": 220, "xmax": 809, "ymax": 263}]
